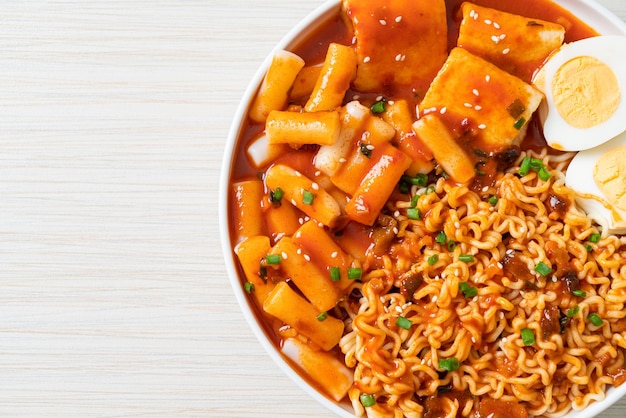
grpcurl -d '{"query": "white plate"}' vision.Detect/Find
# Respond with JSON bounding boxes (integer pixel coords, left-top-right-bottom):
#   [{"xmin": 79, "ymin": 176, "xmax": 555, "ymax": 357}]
[{"xmin": 220, "ymin": 1, "xmax": 626, "ymax": 416}]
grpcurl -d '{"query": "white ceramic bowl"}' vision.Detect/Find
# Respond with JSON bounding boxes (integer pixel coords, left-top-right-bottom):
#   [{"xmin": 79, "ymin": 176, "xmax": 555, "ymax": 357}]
[{"xmin": 220, "ymin": 1, "xmax": 626, "ymax": 416}]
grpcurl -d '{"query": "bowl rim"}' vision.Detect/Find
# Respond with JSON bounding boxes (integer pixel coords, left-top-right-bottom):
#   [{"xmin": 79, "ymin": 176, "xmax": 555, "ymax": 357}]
[{"xmin": 219, "ymin": 1, "xmax": 626, "ymax": 417}]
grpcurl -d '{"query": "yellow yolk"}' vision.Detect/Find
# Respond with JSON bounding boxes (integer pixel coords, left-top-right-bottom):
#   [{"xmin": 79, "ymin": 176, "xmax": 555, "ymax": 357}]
[
  {"xmin": 552, "ymin": 56, "xmax": 620, "ymax": 129},
  {"xmin": 593, "ymin": 145, "xmax": 626, "ymax": 211}
]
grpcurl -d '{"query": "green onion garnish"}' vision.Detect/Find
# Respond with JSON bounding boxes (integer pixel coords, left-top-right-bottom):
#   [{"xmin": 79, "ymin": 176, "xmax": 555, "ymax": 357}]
[
  {"xmin": 410, "ymin": 194, "xmax": 419, "ymax": 208},
  {"xmin": 567, "ymin": 306, "xmax": 580, "ymax": 318},
  {"xmin": 572, "ymin": 289, "xmax": 586, "ymax": 298},
  {"xmin": 447, "ymin": 241, "xmax": 457, "ymax": 252},
  {"xmin": 589, "ymin": 233, "xmax": 601, "ymax": 243},
  {"xmin": 244, "ymin": 282, "xmax": 255, "ymax": 294},
  {"xmin": 518, "ymin": 157, "xmax": 531, "ymax": 176},
  {"xmin": 407, "ymin": 208, "xmax": 421, "ymax": 220},
  {"xmin": 329, "ymin": 267, "xmax": 341, "ymax": 282},
  {"xmin": 396, "ymin": 316, "xmax": 412, "ymax": 330},
  {"xmin": 588, "ymin": 313, "xmax": 604, "ymax": 326},
  {"xmin": 488, "ymin": 195, "xmax": 499, "ymax": 205},
  {"xmin": 534, "ymin": 261, "xmax": 552, "ymax": 277},
  {"xmin": 371, "ymin": 100, "xmax": 386, "ymax": 114},
  {"xmin": 360, "ymin": 393, "xmax": 376, "ymax": 407},
  {"xmin": 459, "ymin": 282, "xmax": 478, "ymax": 298},
  {"xmin": 439, "ymin": 357, "xmax": 460, "ymax": 371},
  {"xmin": 538, "ymin": 166, "xmax": 551, "ymax": 181},
  {"xmin": 266, "ymin": 254, "xmax": 282, "ymax": 265},
  {"xmin": 401, "ymin": 173, "xmax": 428, "ymax": 187},
  {"xmin": 270, "ymin": 187, "xmax": 284, "ymax": 203},
  {"xmin": 316, "ymin": 312, "xmax": 329, "ymax": 321},
  {"xmin": 583, "ymin": 244, "xmax": 593, "ymax": 252},
  {"xmin": 521, "ymin": 328, "xmax": 535, "ymax": 346},
  {"xmin": 427, "ymin": 254, "xmax": 439, "ymax": 266},
  {"xmin": 303, "ymin": 190, "xmax": 315, "ymax": 205},
  {"xmin": 425, "ymin": 185, "xmax": 435, "ymax": 194},
  {"xmin": 435, "ymin": 231, "xmax": 447, "ymax": 244},
  {"xmin": 348, "ymin": 267, "xmax": 362, "ymax": 280},
  {"xmin": 459, "ymin": 254, "xmax": 474, "ymax": 263},
  {"xmin": 513, "ymin": 117, "xmax": 526, "ymax": 130}
]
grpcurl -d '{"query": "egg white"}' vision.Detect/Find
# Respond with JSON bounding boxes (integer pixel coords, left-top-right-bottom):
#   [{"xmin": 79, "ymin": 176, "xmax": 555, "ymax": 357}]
[
  {"xmin": 565, "ymin": 130, "xmax": 626, "ymax": 235},
  {"xmin": 536, "ymin": 35, "xmax": 626, "ymax": 151}
]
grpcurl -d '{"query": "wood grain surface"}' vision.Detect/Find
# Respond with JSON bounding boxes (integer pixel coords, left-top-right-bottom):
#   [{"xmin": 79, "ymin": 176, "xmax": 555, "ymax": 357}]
[{"xmin": 0, "ymin": 0, "xmax": 624, "ymax": 416}]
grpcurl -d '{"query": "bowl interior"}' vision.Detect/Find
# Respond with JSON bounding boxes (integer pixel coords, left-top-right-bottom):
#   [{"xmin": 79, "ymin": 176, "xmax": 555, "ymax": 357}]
[{"xmin": 219, "ymin": 1, "xmax": 626, "ymax": 417}]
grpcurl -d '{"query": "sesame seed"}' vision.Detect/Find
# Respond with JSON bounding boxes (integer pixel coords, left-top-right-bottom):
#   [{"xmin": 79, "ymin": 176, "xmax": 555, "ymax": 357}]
[
  {"xmin": 379, "ymin": 19, "xmax": 387, "ymax": 26},
  {"xmin": 440, "ymin": 107, "xmax": 447, "ymax": 114},
  {"xmin": 393, "ymin": 227, "xmax": 399, "ymax": 234},
  {"xmin": 473, "ymin": 296, "xmax": 478, "ymax": 302},
  {"xmin": 464, "ymin": 102, "xmax": 473, "ymax": 108},
  {"xmin": 394, "ymin": 210, "xmax": 400, "ymax": 217},
  {"xmin": 478, "ymin": 124, "xmax": 487, "ymax": 129},
  {"xmin": 303, "ymin": 254, "xmax": 311, "ymax": 261},
  {"xmin": 484, "ymin": 19, "xmax": 492, "ymax": 25},
  {"xmin": 473, "ymin": 89, "xmax": 479, "ymax": 96},
  {"xmin": 395, "ymin": 53, "xmax": 402, "ymax": 61},
  {"xmin": 502, "ymin": 337, "xmax": 507, "ymax": 343},
  {"xmin": 482, "ymin": 186, "xmax": 488, "ymax": 192},
  {"xmin": 473, "ymin": 13, "xmax": 479, "ymax": 20},
  {"xmin": 485, "ymin": 74, "xmax": 491, "ymax": 82},
  {"xmin": 295, "ymin": 171, "xmax": 302, "ymax": 177},
  {"xmin": 491, "ymin": 35, "xmax": 500, "ymax": 44},
  {"xmin": 395, "ymin": 306, "xmax": 403, "ymax": 313},
  {"xmin": 282, "ymin": 251, "xmax": 288, "ymax": 259},
  {"xmin": 296, "ymin": 248, "xmax": 302, "ymax": 255},
  {"xmin": 493, "ymin": 22, "xmax": 501, "ymax": 29},
  {"xmin": 295, "ymin": 231, "xmax": 302, "ymax": 238},
  {"xmin": 500, "ymin": 34, "xmax": 506, "ymax": 40},
  {"xmin": 502, "ymin": 48, "xmax": 510, "ymax": 55},
  {"xmin": 317, "ymin": 222, "xmax": 323, "ymax": 228},
  {"xmin": 474, "ymin": 105, "xmax": 482, "ymax": 111},
  {"xmin": 395, "ymin": 16, "xmax": 402, "ymax": 23},
  {"xmin": 314, "ymin": 170, "xmax": 321, "ymax": 177},
  {"xmin": 497, "ymin": 262, "xmax": 503, "ymax": 269},
  {"xmin": 339, "ymin": 157, "xmax": 347, "ymax": 163},
  {"xmin": 363, "ymin": 56, "xmax": 371, "ymax": 63},
  {"xmin": 311, "ymin": 182, "xmax": 319, "ymax": 190},
  {"xmin": 470, "ymin": 9, "xmax": 475, "ymax": 18},
  {"xmin": 352, "ymin": 36, "xmax": 357, "ymax": 45},
  {"xmin": 353, "ymin": 94, "xmax": 360, "ymax": 100},
  {"xmin": 380, "ymin": 297, "xmax": 386, "ymax": 303},
  {"xmin": 298, "ymin": 218, "xmax": 304, "ymax": 224},
  {"xmin": 376, "ymin": 95, "xmax": 384, "ymax": 101},
  {"xmin": 455, "ymin": 270, "xmax": 460, "ymax": 277},
  {"xmin": 291, "ymin": 199, "xmax": 297, "ymax": 206},
  {"xmin": 366, "ymin": 144, "xmax": 375, "ymax": 150},
  {"xmin": 454, "ymin": 221, "xmax": 460, "ymax": 228}
]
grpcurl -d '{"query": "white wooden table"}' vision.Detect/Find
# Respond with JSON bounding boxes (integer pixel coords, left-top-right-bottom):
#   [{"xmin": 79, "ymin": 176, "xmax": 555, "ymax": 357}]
[{"xmin": 0, "ymin": 0, "xmax": 624, "ymax": 416}]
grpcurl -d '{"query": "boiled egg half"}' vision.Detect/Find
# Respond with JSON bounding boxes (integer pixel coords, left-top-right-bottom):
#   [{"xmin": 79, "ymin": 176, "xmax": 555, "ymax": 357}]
[
  {"xmin": 566, "ymin": 130, "xmax": 626, "ymax": 235},
  {"xmin": 533, "ymin": 35, "xmax": 626, "ymax": 151}
]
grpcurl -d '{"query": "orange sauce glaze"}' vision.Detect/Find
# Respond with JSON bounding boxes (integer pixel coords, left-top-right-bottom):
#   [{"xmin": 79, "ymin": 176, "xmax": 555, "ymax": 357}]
[{"xmin": 228, "ymin": 0, "xmax": 599, "ymax": 406}]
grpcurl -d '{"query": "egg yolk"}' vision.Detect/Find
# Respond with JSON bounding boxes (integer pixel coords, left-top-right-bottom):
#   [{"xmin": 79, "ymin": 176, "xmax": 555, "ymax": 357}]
[
  {"xmin": 552, "ymin": 56, "xmax": 620, "ymax": 129},
  {"xmin": 594, "ymin": 146, "xmax": 626, "ymax": 211}
]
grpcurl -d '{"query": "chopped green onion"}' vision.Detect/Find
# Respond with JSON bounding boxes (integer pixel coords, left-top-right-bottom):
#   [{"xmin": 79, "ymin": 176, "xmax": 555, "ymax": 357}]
[
  {"xmin": 521, "ymin": 328, "xmax": 535, "ymax": 346},
  {"xmin": 410, "ymin": 194, "xmax": 419, "ymax": 208},
  {"xmin": 572, "ymin": 289, "xmax": 586, "ymax": 298},
  {"xmin": 435, "ymin": 231, "xmax": 447, "ymax": 244},
  {"xmin": 425, "ymin": 185, "xmax": 436, "ymax": 194},
  {"xmin": 459, "ymin": 282, "xmax": 478, "ymax": 298},
  {"xmin": 459, "ymin": 254, "xmax": 474, "ymax": 263},
  {"xmin": 529, "ymin": 158, "xmax": 543, "ymax": 171},
  {"xmin": 396, "ymin": 316, "xmax": 412, "ymax": 330},
  {"xmin": 244, "ymin": 282, "xmax": 255, "ymax": 294},
  {"xmin": 588, "ymin": 313, "xmax": 604, "ymax": 326},
  {"xmin": 371, "ymin": 100, "xmax": 386, "ymax": 114},
  {"xmin": 567, "ymin": 306, "xmax": 580, "ymax": 318},
  {"xmin": 589, "ymin": 233, "xmax": 601, "ymax": 243},
  {"xmin": 401, "ymin": 174, "xmax": 428, "ymax": 187},
  {"xmin": 360, "ymin": 393, "xmax": 376, "ymax": 408},
  {"xmin": 488, "ymin": 195, "xmax": 499, "ymax": 205},
  {"xmin": 360, "ymin": 142, "xmax": 372, "ymax": 158},
  {"xmin": 329, "ymin": 267, "xmax": 341, "ymax": 282},
  {"xmin": 407, "ymin": 208, "xmax": 421, "ymax": 220},
  {"xmin": 439, "ymin": 357, "xmax": 460, "ymax": 371},
  {"xmin": 302, "ymin": 190, "xmax": 315, "ymax": 205},
  {"xmin": 583, "ymin": 243, "xmax": 593, "ymax": 252},
  {"xmin": 534, "ymin": 261, "xmax": 552, "ymax": 277},
  {"xmin": 316, "ymin": 312, "xmax": 329, "ymax": 321},
  {"xmin": 447, "ymin": 240, "xmax": 457, "ymax": 252},
  {"xmin": 348, "ymin": 267, "xmax": 362, "ymax": 280},
  {"xmin": 518, "ymin": 157, "xmax": 531, "ymax": 176},
  {"xmin": 270, "ymin": 187, "xmax": 284, "ymax": 203},
  {"xmin": 513, "ymin": 116, "xmax": 526, "ymax": 130},
  {"xmin": 427, "ymin": 254, "xmax": 439, "ymax": 266},
  {"xmin": 538, "ymin": 166, "xmax": 551, "ymax": 181},
  {"xmin": 266, "ymin": 254, "xmax": 282, "ymax": 265},
  {"xmin": 399, "ymin": 181, "xmax": 409, "ymax": 194},
  {"xmin": 475, "ymin": 161, "xmax": 486, "ymax": 176}
]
